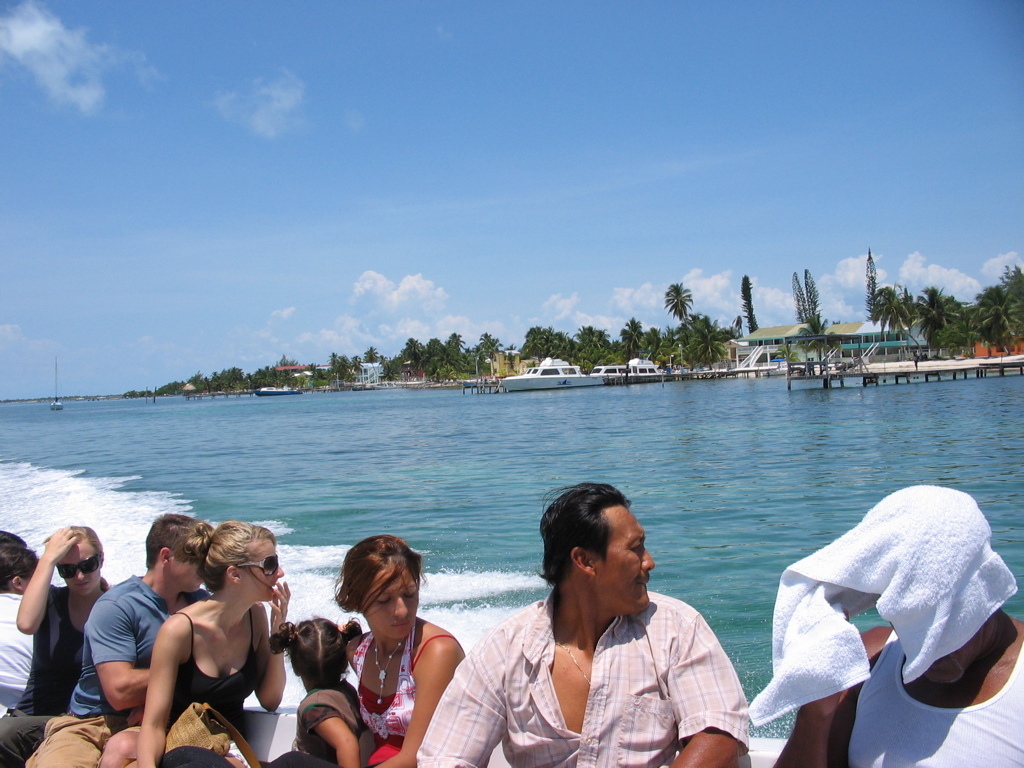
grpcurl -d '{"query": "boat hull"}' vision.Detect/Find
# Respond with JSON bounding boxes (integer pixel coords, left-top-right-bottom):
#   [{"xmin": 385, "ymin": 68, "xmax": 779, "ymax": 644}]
[
  {"xmin": 254, "ymin": 388, "xmax": 301, "ymax": 397},
  {"xmin": 502, "ymin": 376, "xmax": 604, "ymax": 392}
]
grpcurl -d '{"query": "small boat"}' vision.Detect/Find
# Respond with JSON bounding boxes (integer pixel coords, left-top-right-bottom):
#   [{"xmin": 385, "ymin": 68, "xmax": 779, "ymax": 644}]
[
  {"xmin": 50, "ymin": 358, "xmax": 63, "ymax": 410},
  {"xmin": 254, "ymin": 387, "xmax": 302, "ymax": 397},
  {"xmin": 501, "ymin": 358, "xmax": 604, "ymax": 392}
]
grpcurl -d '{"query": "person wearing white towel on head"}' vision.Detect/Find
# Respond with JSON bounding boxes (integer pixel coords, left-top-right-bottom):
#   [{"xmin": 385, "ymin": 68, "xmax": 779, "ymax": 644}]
[{"xmin": 754, "ymin": 486, "xmax": 1024, "ymax": 768}]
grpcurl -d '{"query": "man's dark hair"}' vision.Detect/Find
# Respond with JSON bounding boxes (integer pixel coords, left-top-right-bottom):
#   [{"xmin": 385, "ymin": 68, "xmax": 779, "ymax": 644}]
[
  {"xmin": 0, "ymin": 531, "xmax": 27, "ymax": 548},
  {"xmin": 540, "ymin": 483, "xmax": 630, "ymax": 586},
  {"xmin": 0, "ymin": 545, "xmax": 38, "ymax": 592},
  {"xmin": 146, "ymin": 513, "xmax": 198, "ymax": 569}
]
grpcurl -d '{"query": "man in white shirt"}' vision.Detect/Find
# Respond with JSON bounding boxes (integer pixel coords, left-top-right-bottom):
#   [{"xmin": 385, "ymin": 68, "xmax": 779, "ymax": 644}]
[{"xmin": 419, "ymin": 483, "xmax": 748, "ymax": 768}]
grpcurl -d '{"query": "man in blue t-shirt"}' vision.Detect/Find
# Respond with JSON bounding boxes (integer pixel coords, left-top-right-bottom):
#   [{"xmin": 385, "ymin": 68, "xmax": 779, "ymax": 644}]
[{"xmin": 27, "ymin": 514, "xmax": 206, "ymax": 768}]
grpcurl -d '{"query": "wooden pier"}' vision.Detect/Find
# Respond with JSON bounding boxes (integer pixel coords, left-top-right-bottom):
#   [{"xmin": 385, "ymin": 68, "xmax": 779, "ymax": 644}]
[
  {"xmin": 184, "ymin": 390, "xmax": 256, "ymax": 400},
  {"xmin": 463, "ymin": 378, "xmax": 505, "ymax": 394},
  {"xmin": 787, "ymin": 360, "xmax": 1024, "ymax": 390}
]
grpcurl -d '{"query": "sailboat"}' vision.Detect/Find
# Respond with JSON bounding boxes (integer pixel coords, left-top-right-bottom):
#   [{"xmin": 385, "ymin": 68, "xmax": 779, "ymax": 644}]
[{"xmin": 50, "ymin": 358, "xmax": 63, "ymax": 411}]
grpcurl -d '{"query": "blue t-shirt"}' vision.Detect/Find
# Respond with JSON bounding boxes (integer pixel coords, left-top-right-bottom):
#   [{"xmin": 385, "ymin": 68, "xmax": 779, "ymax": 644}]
[{"xmin": 69, "ymin": 576, "xmax": 205, "ymax": 716}]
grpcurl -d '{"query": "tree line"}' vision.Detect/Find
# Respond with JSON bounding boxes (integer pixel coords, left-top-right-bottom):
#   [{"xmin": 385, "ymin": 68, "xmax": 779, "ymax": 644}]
[{"xmin": 148, "ymin": 264, "xmax": 1024, "ymax": 395}]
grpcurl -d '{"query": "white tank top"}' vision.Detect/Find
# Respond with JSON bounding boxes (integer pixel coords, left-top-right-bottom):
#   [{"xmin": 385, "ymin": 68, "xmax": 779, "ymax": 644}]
[{"xmin": 849, "ymin": 634, "xmax": 1024, "ymax": 767}]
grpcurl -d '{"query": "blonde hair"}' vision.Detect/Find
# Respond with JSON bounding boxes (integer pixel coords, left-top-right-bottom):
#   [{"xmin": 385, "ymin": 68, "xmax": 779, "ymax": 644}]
[
  {"xmin": 175, "ymin": 520, "xmax": 276, "ymax": 591},
  {"xmin": 47, "ymin": 526, "xmax": 109, "ymax": 592}
]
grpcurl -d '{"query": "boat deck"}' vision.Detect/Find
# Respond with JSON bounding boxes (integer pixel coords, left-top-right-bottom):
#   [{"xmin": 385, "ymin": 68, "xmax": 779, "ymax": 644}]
[{"xmin": 244, "ymin": 710, "xmax": 784, "ymax": 766}]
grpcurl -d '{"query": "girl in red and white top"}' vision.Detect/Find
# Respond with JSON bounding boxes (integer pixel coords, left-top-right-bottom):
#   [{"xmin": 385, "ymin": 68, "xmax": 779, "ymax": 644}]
[{"xmin": 334, "ymin": 535, "xmax": 464, "ymax": 768}]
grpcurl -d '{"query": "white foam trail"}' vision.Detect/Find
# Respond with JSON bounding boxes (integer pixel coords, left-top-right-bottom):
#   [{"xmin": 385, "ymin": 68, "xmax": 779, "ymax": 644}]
[
  {"xmin": 2, "ymin": 461, "xmax": 541, "ymax": 708},
  {"xmin": 0, "ymin": 461, "xmax": 193, "ymax": 586}
]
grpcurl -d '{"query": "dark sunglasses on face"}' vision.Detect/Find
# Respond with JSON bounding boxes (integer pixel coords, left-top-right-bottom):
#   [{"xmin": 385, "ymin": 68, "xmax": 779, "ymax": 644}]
[
  {"xmin": 57, "ymin": 553, "xmax": 102, "ymax": 579},
  {"xmin": 238, "ymin": 554, "xmax": 279, "ymax": 576}
]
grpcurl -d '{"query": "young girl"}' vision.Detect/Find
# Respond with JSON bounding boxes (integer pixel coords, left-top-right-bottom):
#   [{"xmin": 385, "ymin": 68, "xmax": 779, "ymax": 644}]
[{"xmin": 270, "ymin": 618, "xmax": 365, "ymax": 767}]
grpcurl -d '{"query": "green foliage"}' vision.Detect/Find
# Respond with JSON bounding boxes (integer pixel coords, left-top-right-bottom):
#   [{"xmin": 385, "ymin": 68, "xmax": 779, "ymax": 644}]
[
  {"xmin": 865, "ymin": 250, "xmax": 878, "ymax": 322},
  {"xmin": 664, "ymin": 283, "xmax": 693, "ymax": 325},
  {"xmin": 740, "ymin": 275, "xmax": 758, "ymax": 333}
]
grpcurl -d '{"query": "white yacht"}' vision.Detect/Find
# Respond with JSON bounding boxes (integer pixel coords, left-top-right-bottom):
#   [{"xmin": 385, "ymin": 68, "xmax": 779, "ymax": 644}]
[
  {"xmin": 589, "ymin": 363, "xmax": 628, "ymax": 379},
  {"xmin": 589, "ymin": 358, "xmax": 662, "ymax": 381},
  {"xmin": 626, "ymin": 357, "xmax": 662, "ymax": 379},
  {"xmin": 502, "ymin": 358, "xmax": 604, "ymax": 392}
]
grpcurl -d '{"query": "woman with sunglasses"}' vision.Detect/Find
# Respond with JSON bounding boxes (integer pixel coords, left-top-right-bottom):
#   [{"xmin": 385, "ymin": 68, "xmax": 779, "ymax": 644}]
[
  {"xmin": 137, "ymin": 520, "xmax": 293, "ymax": 768},
  {"xmin": 335, "ymin": 535, "xmax": 465, "ymax": 768},
  {"xmin": 1, "ymin": 527, "xmax": 108, "ymax": 766}
]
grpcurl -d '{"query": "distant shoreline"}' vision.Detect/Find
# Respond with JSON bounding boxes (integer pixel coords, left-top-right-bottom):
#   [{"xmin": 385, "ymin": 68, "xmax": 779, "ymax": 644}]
[{"xmin": 5, "ymin": 355, "xmax": 1021, "ymax": 405}]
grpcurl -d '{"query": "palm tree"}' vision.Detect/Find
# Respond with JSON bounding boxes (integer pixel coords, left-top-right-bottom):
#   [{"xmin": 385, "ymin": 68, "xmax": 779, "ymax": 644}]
[
  {"xmin": 400, "ymin": 338, "xmax": 425, "ymax": 378},
  {"xmin": 915, "ymin": 286, "xmax": 953, "ymax": 353},
  {"xmin": 363, "ymin": 347, "xmax": 380, "ymax": 364},
  {"xmin": 797, "ymin": 315, "xmax": 839, "ymax": 362},
  {"xmin": 664, "ymin": 284, "xmax": 693, "ymax": 326},
  {"xmin": 641, "ymin": 326, "xmax": 663, "ymax": 360},
  {"xmin": 574, "ymin": 326, "xmax": 612, "ymax": 371},
  {"xmin": 684, "ymin": 314, "xmax": 728, "ymax": 368},
  {"xmin": 936, "ymin": 304, "xmax": 979, "ymax": 357},
  {"xmin": 619, "ymin": 318, "xmax": 645, "ymax": 361},
  {"xmin": 872, "ymin": 286, "xmax": 910, "ymax": 337},
  {"xmin": 977, "ymin": 285, "xmax": 1015, "ymax": 353},
  {"xmin": 522, "ymin": 326, "xmax": 556, "ymax": 360}
]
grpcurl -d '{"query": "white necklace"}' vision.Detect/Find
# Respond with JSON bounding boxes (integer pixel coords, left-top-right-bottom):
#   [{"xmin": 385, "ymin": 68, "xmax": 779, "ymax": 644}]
[
  {"xmin": 373, "ymin": 638, "xmax": 404, "ymax": 704},
  {"xmin": 556, "ymin": 641, "xmax": 591, "ymax": 685}
]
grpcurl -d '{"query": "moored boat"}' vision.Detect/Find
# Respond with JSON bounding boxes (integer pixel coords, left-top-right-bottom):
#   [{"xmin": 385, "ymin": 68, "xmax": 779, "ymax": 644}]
[
  {"xmin": 501, "ymin": 358, "xmax": 604, "ymax": 392},
  {"xmin": 254, "ymin": 387, "xmax": 302, "ymax": 397},
  {"xmin": 589, "ymin": 358, "xmax": 662, "ymax": 381},
  {"xmin": 50, "ymin": 357, "xmax": 63, "ymax": 410}
]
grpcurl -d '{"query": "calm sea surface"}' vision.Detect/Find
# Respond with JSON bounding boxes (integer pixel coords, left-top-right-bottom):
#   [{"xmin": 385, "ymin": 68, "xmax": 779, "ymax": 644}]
[{"xmin": 2, "ymin": 375, "xmax": 1022, "ymax": 736}]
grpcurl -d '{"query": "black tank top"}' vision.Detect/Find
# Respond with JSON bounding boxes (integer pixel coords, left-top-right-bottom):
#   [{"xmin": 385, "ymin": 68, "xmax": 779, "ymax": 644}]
[
  {"xmin": 169, "ymin": 610, "xmax": 259, "ymax": 735},
  {"xmin": 17, "ymin": 586, "xmax": 84, "ymax": 715}
]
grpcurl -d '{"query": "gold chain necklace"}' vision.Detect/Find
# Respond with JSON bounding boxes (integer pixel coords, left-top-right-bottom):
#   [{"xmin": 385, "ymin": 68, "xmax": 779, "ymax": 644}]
[
  {"xmin": 556, "ymin": 641, "xmax": 591, "ymax": 685},
  {"xmin": 373, "ymin": 638, "xmax": 404, "ymax": 704}
]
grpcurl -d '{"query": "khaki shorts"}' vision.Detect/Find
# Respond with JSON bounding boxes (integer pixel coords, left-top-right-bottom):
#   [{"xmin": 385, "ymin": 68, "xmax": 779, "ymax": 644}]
[{"xmin": 26, "ymin": 714, "xmax": 136, "ymax": 768}]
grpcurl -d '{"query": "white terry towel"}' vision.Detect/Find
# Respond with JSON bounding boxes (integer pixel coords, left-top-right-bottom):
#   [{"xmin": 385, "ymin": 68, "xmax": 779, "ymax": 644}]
[{"xmin": 749, "ymin": 485, "xmax": 1017, "ymax": 726}]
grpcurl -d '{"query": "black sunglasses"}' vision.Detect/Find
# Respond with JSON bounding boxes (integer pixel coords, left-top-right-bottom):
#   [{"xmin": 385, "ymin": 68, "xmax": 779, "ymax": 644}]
[
  {"xmin": 238, "ymin": 554, "xmax": 279, "ymax": 576},
  {"xmin": 57, "ymin": 553, "xmax": 102, "ymax": 579}
]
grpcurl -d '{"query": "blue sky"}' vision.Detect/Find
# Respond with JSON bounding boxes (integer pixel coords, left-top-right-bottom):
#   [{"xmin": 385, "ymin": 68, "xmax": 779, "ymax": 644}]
[{"xmin": 1, "ymin": 0, "xmax": 1022, "ymax": 398}]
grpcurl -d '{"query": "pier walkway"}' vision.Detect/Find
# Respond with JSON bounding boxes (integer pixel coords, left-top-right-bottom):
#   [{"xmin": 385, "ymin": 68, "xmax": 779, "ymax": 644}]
[{"xmin": 786, "ymin": 358, "xmax": 1024, "ymax": 390}]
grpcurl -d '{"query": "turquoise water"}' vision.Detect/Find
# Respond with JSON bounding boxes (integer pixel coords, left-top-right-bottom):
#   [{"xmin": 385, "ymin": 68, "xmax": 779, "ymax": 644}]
[{"xmin": 2, "ymin": 375, "xmax": 1022, "ymax": 735}]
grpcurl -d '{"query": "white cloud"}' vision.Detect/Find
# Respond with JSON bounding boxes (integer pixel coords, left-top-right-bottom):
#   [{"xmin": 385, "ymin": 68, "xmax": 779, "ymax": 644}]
[
  {"xmin": 270, "ymin": 307, "xmax": 295, "ymax": 321},
  {"xmin": 568, "ymin": 312, "xmax": 622, "ymax": 333},
  {"xmin": 542, "ymin": 292, "xmax": 579, "ymax": 320},
  {"xmin": 682, "ymin": 268, "xmax": 735, "ymax": 317},
  {"xmin": 0, "ymin": 0, "xmax": 145, "ymax": 113},
  {"xmin": 386, "ymin": 319, "xmax": 432, "ymax": 341},
  {"xmin": 981, "ymin": 251, "xmax": 1022, "ymax": 282},
  {"xmin": 215, "ymin": 70, "xmax": 305, "ymax": 139},
  {"xmin": 351, "ymin": 271, "xmax": 448, "ymax": 313},
  {"xmin": 434, "ymin": 315, "xmax": 476, "ymax": 340},
  {"xmin": 897, "ymin": 252, "xmax": 980, "ymax": 299},
  {"xmin": 611, "ymin": 282, "xmax": 660, "ymax": 313},
  {"xmin": 294, "ymin": 316, "xmax": 368, "ymax": 352},
  {"xmin": 0, "ymin": 324, "xmax": 28, "ymax": 348},
  {"xmin": 748, "ymin": 280, "xmax": 795, "ymax": 328},
  {"xmin": 829, "ymin": 255, "xmax": 869, "ymax": 290}
]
